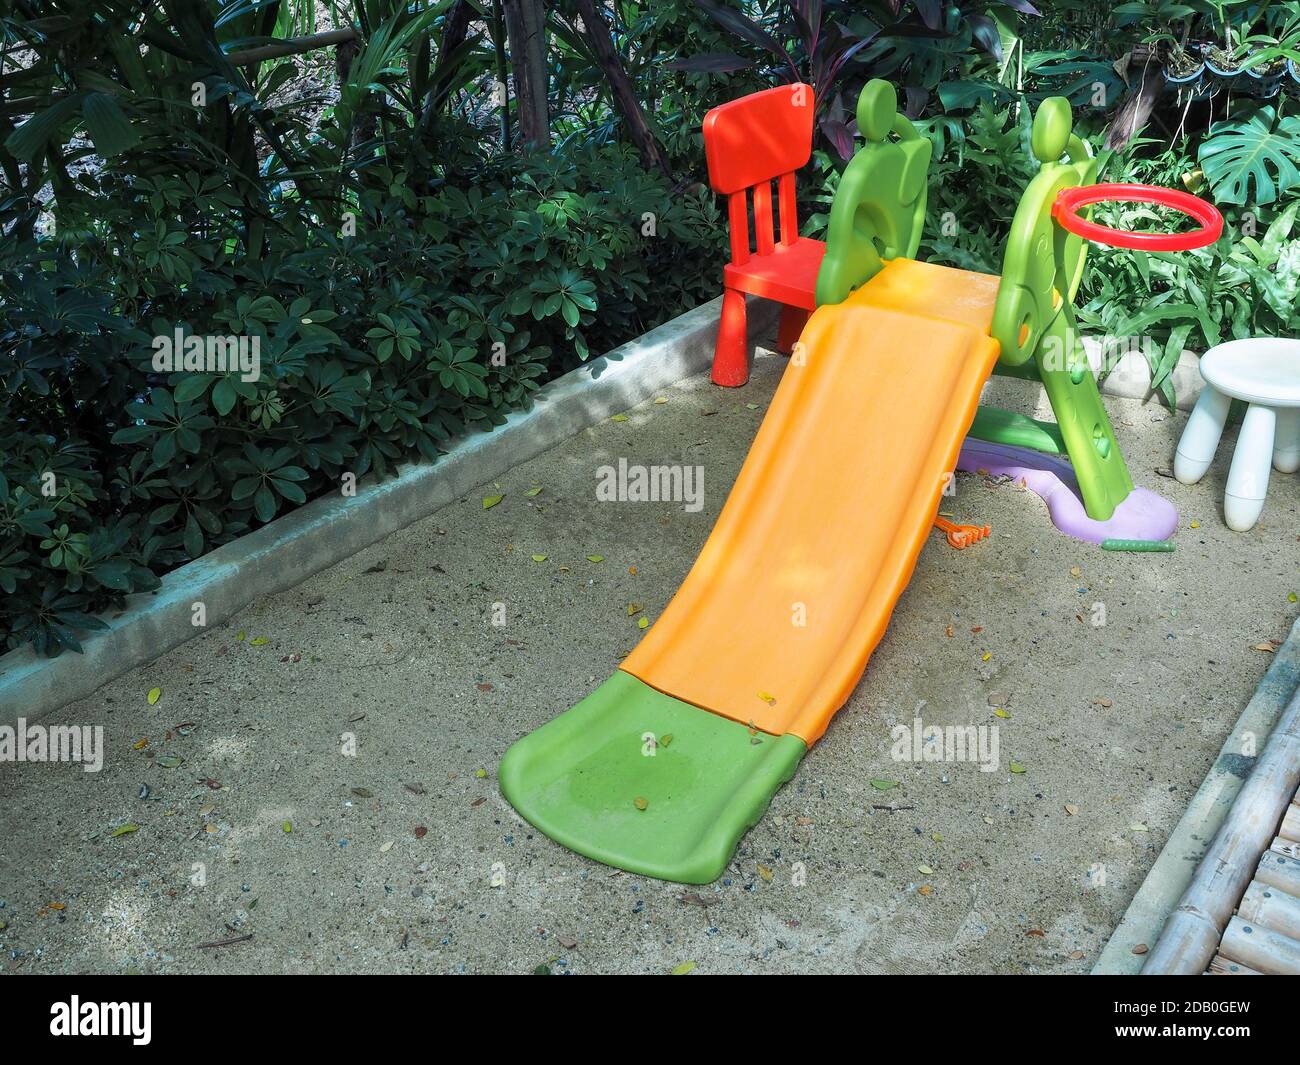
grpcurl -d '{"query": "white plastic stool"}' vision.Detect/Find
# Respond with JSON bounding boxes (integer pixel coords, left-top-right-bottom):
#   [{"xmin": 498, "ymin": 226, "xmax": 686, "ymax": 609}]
[{"xmin": 1174, "ymin": 338, "xmax": 1300, "ymax": 531}]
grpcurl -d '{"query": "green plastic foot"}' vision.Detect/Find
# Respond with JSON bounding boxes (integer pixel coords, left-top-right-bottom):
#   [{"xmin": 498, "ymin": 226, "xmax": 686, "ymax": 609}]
[
  {"xmin": 968, "ymin": 405, "xmax": 1067, "ymax": 454},
  {"xmin": 500, "ymin": 672, "xmax": 806, "ymax": 884}
]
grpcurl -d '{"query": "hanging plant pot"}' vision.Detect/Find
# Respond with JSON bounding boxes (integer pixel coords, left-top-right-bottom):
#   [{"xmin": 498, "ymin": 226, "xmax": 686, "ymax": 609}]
[
  {"xmin": 1202, "ymin": 44, "xmax": 1245, "ymax": 90},
  {"xmin": 1243, "ymin": 54, "xmax": 1285, "ymax": 98},
  {"xmin": 1286, "ymin": 58, "xmax": 1300, "ymax": 97},
  {"xmin": 1163, "ymin": 47, "xmax": 1211, "ymax": 98}
]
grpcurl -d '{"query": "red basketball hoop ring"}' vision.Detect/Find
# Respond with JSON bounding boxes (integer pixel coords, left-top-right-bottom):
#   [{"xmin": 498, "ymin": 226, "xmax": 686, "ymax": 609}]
[{"xmin": 1052, "ymin": 183, "xmax": 1224, "ymax": 252}]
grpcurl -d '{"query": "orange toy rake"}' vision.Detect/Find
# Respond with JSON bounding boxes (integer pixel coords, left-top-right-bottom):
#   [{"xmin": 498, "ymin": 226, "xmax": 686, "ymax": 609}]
[{"xmin": 933, "ymin": 516, "xmax": 991, "ymax": 549}]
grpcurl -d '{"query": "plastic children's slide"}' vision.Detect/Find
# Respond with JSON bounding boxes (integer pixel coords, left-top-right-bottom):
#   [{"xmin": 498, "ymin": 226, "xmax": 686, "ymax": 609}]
[
  {"xmin": 501, "ymin": 264, "xmax": 999, "ymax": 883},
  {"xmin": 500, "ymin": 83, "xmax": 1221, "ymax": 883}
]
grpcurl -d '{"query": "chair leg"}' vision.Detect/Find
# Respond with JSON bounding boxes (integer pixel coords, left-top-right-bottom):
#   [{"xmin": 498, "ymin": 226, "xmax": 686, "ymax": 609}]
[
  {"xmin": 1174, "ymin": 385, "xmax": 1230, "ymax": 485},
  {"xmin": 776, "ymin": 305, "xmax": 808, "ymax": 354},
  {"xmin": 1225, "ymin": 403, "xmax": 1276, "ymax": 532},
  {"xmin": 1273, "ymin": 408, "xmax": 1299, "ymax": 474},
  {"xmin": 713, "ymin": 288, "xmax": 749, "ymax": 387}
]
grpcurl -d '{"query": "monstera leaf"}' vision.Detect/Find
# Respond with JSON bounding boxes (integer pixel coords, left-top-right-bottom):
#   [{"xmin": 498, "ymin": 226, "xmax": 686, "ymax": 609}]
[{"xmin": 1199, "ymin": 105, "xmax": 1300, "ymax": 207}]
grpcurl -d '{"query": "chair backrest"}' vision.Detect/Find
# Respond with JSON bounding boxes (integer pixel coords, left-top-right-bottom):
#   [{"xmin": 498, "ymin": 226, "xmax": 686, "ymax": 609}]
[{"xmin": 702, "ymin": 83, "xmax": 814, "ymax": 266}]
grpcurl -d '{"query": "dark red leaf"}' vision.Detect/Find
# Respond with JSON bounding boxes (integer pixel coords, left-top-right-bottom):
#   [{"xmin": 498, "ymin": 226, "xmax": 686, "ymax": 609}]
[
  {"xmin": 819, "ymin": 116, "xmax": 854, "ymax": 160},
  {"xmin": 663, "ymin": 53, "xmax": 757, "ymax": 73},
  {"xmin": 968, "ymin": 14, "xmax": 1002, "ymax": 61},
  {"xmin": 902, "ymin": 85, "xmax": 929, "ymax": 119},
  {"xmin": 914, "ymin": 0, "xmax": 943, "ymax": 30},
  {"xmin": 694, "ymin": 0, "xmax": 787, "ymax": 58}
]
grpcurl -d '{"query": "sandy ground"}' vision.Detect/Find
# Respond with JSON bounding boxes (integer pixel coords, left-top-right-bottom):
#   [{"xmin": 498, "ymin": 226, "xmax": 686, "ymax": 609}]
[{"xmin": 2, "ymin": 347, "xmax": 1297, "ymax": 975}]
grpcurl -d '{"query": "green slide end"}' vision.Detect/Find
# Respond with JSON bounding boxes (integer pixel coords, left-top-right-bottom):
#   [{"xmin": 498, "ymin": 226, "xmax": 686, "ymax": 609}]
[{"xmin": 500, "ymin": 671, "xmax": 805, "ymax": 884}]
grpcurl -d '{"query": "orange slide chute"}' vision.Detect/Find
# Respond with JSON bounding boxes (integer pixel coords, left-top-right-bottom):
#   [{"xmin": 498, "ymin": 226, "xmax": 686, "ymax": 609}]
[{"xmin": 622, "ymin": 259, "xmax": 1001, "ymax": 744}]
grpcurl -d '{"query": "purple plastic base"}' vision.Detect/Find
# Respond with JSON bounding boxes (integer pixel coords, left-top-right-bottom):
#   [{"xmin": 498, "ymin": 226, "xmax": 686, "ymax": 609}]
[{"xmin": 956, "ymin": 440, "xmax": 1178, "ymax": 545}]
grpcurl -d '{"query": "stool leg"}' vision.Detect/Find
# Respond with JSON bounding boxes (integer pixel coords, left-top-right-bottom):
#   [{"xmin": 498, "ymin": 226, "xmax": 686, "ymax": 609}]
[
  {"xmin": 776, "ymin": 305, "xmax": 808, "ymax": 354},
  {"xmin": 1175, "ymin": 385, "xmax": 1230, "ymax": 485},
  {"xmin": 712, "ymin": 287, "xmax": 749, "ymax": 387},
  {"xmin": 1225, "ymin": 404, "xmax": 1276, "ymax": 532},
  {"xmin": 1273, "ymin": 408, "xmax": 1299, "ymax": 474}
]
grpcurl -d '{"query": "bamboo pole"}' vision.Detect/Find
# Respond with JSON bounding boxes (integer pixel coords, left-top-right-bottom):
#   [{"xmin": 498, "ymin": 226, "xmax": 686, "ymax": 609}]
[
  {"xmin": 1219, "ymin": 914, "xmax": 1300, "ymax": 974},
  {"xmin": 1281, "ymin": 802, "xmax": 1300, "ymax": 842},
  {"xmin": 1273, "ymin": 835, "xmax": 1300, "ymax": 860},
  {"xmin": 226, "ymin": 28, "xmax": 358, "ymax": 66},
  {"xmin": 1141, "ymin": 686, "xmax": 1300, "ymax": 973},
  {"xmin": 1258, "ymin": 850, "xmax": 1300, "ymax": 896},
  {"xmin": 1237, "ymin": 879, "xmax": 1300, "ymax": 939},
  {"xmin": 1207, "ymin": 954, "xmax": 1261, "ymax": 975}
]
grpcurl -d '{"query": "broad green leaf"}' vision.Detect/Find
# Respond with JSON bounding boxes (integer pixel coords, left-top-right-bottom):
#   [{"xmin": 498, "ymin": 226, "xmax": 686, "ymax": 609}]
[
  {"xmin": 1199, "ymin": 105, "xmax": 1300, "ymax": 206},
  {"xmin": 94, "ymin": 559, "xmax": 132, "ymax": 590},
  {"xmin": 253, "ymin": 485, "xmax": 276, "ymax": 522},
  {"xmin": 4, "ymin": 93, "xmax": 84, "ymax": 161},
  {"xmin": 173, "ymin": 375, "xmax": 211, "ymax": 404},
  {"xmin": 1261, "ymin": 200, "xmax": 1300, "ymax": 262},
  {"xmin": 81, "ymin": 92, "xmax": 140, "ymax": 157},
  {"xmin": 212, "ymin": 378, "xmax": 238, "ymax": 416}
]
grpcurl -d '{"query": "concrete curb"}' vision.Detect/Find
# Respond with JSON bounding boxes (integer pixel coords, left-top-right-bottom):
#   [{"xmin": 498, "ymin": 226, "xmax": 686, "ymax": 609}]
[
  {"xmin": 0, "ymin": 296, "xmax": 777, "ymax": 724},
  {"xmin": 1093, "ymin": 615, "xmax": 1300, "ymax": 974},
  {"xmin": 1085, "ymin": 340, "xmax": 1204, "ymax": 413}
]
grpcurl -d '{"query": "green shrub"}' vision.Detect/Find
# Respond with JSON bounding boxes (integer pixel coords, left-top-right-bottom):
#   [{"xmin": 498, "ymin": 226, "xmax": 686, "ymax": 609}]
[{"xmin": 0, "ymin": 143, "xmax": 724, "ymax": 655}]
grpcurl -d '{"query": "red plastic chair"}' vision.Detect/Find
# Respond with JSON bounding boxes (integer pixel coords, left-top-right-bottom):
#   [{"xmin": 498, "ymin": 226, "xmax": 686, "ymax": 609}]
[{"xmin": 702, "ymin": 82, "xmax": 825, "ymax": 387}]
